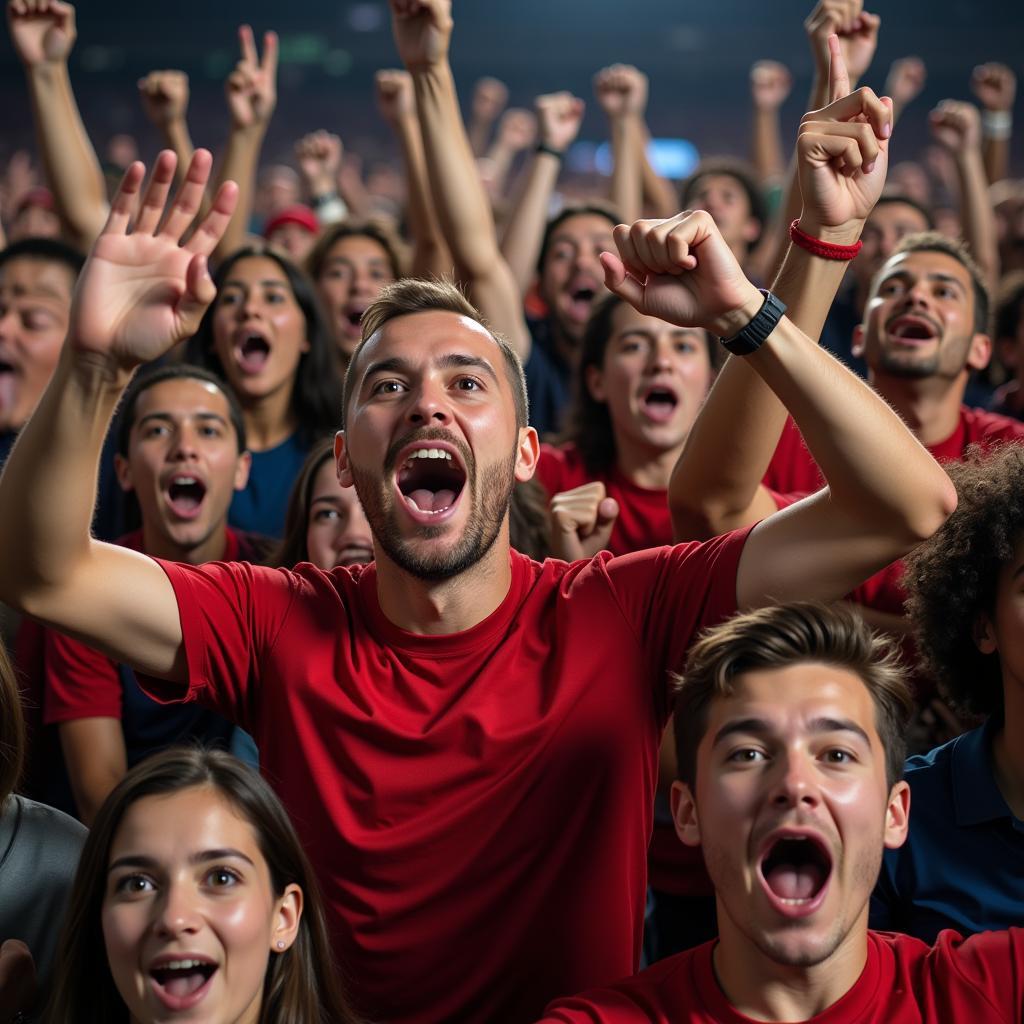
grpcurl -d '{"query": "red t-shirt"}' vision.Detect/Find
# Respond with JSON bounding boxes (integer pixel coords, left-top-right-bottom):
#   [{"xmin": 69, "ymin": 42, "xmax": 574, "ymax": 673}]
[
  {"xmin": 535, "ymin": 443, "xmax": 674, "ymax": 555},
  {"xmin": 538, "ymin": 929, "xmax": 1024, "ymax": 1022},
  {"xmin": 763, "ymin": 407, "xmax": 1024, "ymax": 617},
  {"xmin": 143, "ymin": 535, "xmax": 750, "ymax": 1024},
  {"xmin": 43, "ymin": 528, "xmax": 250, "ymax": 723}
]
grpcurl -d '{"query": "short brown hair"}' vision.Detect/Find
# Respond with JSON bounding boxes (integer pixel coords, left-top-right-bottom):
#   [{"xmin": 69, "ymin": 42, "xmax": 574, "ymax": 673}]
[
  {"xmin": 305, "ymin": 217, "xmax": 408, "ymax": 283},
  {"xmin": 886, "ymin": 231, "xmax": 991, "ymax": 336},
  {"xmin": 673, "ymin": 603, "xmax": 912, "ymax": 792},
  {"xmin": 341, "ymin": 277, "xmax": 529, "ymax": 430}
]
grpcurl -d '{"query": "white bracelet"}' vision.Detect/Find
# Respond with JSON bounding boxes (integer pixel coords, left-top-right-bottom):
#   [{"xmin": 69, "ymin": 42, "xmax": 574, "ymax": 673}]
[{"xmin": 982, "ymin": 109, "xmax": 1013, "ymax": 140}]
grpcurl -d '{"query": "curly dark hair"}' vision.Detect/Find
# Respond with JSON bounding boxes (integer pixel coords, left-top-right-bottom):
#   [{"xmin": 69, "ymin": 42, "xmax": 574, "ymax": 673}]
[
  {"xmin": 904, "ymin": 444, "xmax": 1024, "ymax": 716},
  {"xmin": 185, "ymin": 245, "xmax": 342, "ymax": 444}
]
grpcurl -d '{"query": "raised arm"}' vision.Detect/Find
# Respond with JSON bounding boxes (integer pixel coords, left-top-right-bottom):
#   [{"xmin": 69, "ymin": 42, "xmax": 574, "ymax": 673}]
[
  {"xmin": 468, "ymin": 76, "xmax": 508, "ymax": 158},
  {"xmin": 750, "ymin": 60, "xmax": 793, "ymax": 185},
  {"xmin": 295, "ymin": 130, "xmax": 347, "ymax": 226},
  {"xmin": 671, "ymin": 37, "xmax": 893, "ymax": 541},
  {"xmin": 376, "ymin": 69, "xmax": 451, "ymax": 278},
  {"xmin": 501, "ymin": 90, "xmax": 585, "ymax": 297},
  {"xmin": 138, "ymin": 70, "xmax": 195, "ymax": 187},
  {"xmin": 971, "ymin": 63, "xmax": 1016, "ymax": 187},
  {"xmin": 883, "ymin": 56, "xmax": 926, "ymax": 125},
  {"xmin": 7, "ymin": 0, "xmax": 107, "ymax": 251},
  {"xmin": 603, "ymin": 206, "xmax": 954, "ymax": 607},
  {"xmin": 0, "ymin": 151, "xmax": 238, "ymax": 680},
  {"xmin": 930, "ymin": 100, "xmax": 999, "ymax": 286},
  {"xmin": 594, "ymin": 64, "xmax": 645, "ymax": 225},
  {"xmin": 390, "ymin": 0, "xmax": 530, "ymax": 358},
  {"xmin": 212, "ymin": 25, "xmax": 277, "ymax": 263}
]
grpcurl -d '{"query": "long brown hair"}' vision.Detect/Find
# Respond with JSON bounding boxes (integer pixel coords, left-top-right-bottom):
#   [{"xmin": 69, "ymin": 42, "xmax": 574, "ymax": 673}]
[
  {"xmin": 0, "ymin": 639, "xmax": 25, "ymax": 806},
  {"xmin": 271, "ymin": 437, "xmax": 336, "ymax": 568},
  {"xmin": 45, "ymin": 747, "xmax": 360, "ymax": 1024}
]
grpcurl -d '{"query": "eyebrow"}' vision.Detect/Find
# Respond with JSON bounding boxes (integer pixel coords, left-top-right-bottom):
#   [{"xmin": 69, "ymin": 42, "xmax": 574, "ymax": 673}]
[
  {"xmin": 107, "ymin": 847, "xmax": 256, "ymax": 874},
  {"xmin": 3, "ymin": 283, "xmax": 67, "ymax": 302},
  {"xmin": 361, "ymin": 352, "xmax": 500, "ymax": 387},
  {"xmin": 325, "ymin": 255, "xmax": 389, "ymax": 267},
  {"xmin": 711, "ymin": 716, "xmax": 872, "ymax": 749},
  {"xmin": 880, "ymin": 269, "xmax": 968, "ymax": 296},
  {"xmin": 136, "ymin": 411, "xmax": 229, "ymax": 430},
  {"xmin": 221, "ymin": 278, "xmax": 289, "ymax": 290}
]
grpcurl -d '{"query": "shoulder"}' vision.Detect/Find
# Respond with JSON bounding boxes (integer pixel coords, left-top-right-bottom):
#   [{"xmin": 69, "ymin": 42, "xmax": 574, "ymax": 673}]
[
  {"xmin": 962, "ymin": 406, "xmax": 1024, "ymax": 445},
  {"xmin": 2, "ymin": 795, "xmax": 86, "ymax": 864}
]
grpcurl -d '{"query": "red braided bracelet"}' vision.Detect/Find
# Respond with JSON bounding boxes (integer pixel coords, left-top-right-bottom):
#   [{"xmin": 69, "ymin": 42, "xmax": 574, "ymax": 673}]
[{"xmin": 789, "ymin": 219, "xmax": 863, "ymax": 261}]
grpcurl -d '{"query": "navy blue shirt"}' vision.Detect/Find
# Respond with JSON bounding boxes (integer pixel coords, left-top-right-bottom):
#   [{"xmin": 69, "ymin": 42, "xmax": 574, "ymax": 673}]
[
  {"xmin": 229, "ymin": 431, "xmax": 311, "ymax": 538},
  {"xmin": 524, "ymin": 317, "xmax": 572, "ymax": 440},
  {"xmin": 871, "ymin": 719, "xmax": 1024, "ymax": 941}
]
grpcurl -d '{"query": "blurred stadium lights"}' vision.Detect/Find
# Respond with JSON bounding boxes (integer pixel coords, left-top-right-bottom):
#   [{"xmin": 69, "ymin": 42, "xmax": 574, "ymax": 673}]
[
  {"xmin": 582, "ymin": 138, "xmax": 699, "ymax": 180},
  {"xmin": 348, "ymin": 3, "xmax": 385, "ymax": 32}
]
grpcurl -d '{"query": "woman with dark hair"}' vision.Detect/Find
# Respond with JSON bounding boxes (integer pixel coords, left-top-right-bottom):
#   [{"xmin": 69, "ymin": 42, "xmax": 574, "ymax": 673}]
[
  {"xmin": 306, "ymin": 219, "xmax": 407, "ymax": 363},
  {"xmin": 186, "ymin": 245, "xmax": 342, "ymax": 537},
  {"xmin": 871, "ymin": 444, "xmax": 1024, "ymax": 942},
  {"xmin": 0, "ymin": 639, "xmax": 86, "ymax": 1014},
  {"xmin": 535, "ymin": 293, "xmax": 722, "ymax": 560},
  {"xmin": 46, "ymin": 747, "xmax": 360, "ymax": 1024}
]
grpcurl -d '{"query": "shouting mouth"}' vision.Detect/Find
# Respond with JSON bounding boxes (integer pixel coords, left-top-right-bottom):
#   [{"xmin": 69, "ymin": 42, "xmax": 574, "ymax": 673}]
[
  {"xmin": 639, "ymin": 383, "xmax": 680, "ymax": 423},
  {"xmin": 164, "ymin": 474, "xmax": 207, "ymax": 520},
  {"xmin": 149, "ymin": 957, "xmax": 218, "ymax": 1011},
  {"xmin": 234, "ymin": 331, "xmax": 271, "ymax": 375},
  {"xmin": 758, "ymin": 832, "xmax": 833, "ymax": 917},
  {"xmin": 885, "ymin": 314, "xmax": 939, "ymax": 347},
  {"xmin": 395, "ymin": 445, "xmax": 467, "ymax": 522}
]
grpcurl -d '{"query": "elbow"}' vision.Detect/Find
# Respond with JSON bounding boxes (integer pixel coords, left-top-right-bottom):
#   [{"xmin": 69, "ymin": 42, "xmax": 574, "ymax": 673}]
[
  {"xmin": 899, "ymin": 474, "xmax": 958, "ymax": 546},
  {"xmin": 671, "ymin": 497, "xmax": 738, "ymax": 543}
]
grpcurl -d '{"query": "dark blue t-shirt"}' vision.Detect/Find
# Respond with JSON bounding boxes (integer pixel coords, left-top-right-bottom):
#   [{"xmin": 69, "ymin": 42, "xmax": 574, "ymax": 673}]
[
  {"xmin": 524, "ymin": 317, "xmax": 572, "ymax": 440},
  {"xmin": 229, "ymin": 431, "xmax": 312, "ymax": 538}
]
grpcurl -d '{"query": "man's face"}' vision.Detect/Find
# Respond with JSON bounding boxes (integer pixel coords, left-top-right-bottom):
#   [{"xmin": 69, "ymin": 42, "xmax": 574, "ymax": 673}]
[
  {"xmin": 266, "ymin": 222, "xmax": 316, "ymax": 265},
  {"xmin": 672, "ymin": 663, "xmax": 909, "ymax": 970},
  {"xmin": 853, "ymin": 202, "xmax": 931, "ymax": 295},
  {"xmin": 0, "ymin": 256, "xmax": 74, "ymax": 434},
  {"xmin": 115, "ymin": 378, "xmax": 250, "ymax": 556},
  {"xmin": 586, "ymin": 304, "xmax": 714, "ymax": 456},
  {"xmin": 687, "ymin": 174, "xmax": 760, "ymax": 255},
  {"xmin": 855, "ymin": 249, "xmax": 989, "ymax": 382},
  {"xmin": 338, "ymin": 310, "xmax": 538, "ymax": 581},
  {"xmin": 539, "ymin": 213, "xmax": 615, "ymax": 343}
]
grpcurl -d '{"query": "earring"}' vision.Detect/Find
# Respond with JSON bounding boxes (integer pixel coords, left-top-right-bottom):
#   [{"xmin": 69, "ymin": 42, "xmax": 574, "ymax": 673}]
[{"xmin": 276, "ymin": 940, "xmax": 285, "ymax": 950}]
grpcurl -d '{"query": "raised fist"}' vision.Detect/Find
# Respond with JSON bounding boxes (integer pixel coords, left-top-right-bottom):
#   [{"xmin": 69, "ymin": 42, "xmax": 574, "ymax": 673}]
[
  {"xmin": 225, "ymin": 25, "xmax": 278, "ymax": 130},
  {"xmin": 971, "ymin": 63, "xmax": 1016, "ymax": 113},
  {"xmin": 497, "ymin": 108, "xmax": 537, "ymax": 152},
  {"xmin": 138, "ymin": 70, "xmax": 190, "ymax": 128},
  {"xmin": 535, "ymin": 92, "xmax": 585, "ymax": 153},
  {"xmin": 750, "ymin": 60, "xmax": 792, "ymax": 112},
  {"xmin": 472, "ymin": 77, "xmax": 508, "ymax": 122},
  {"xmin": 929, "ymin": 100, "xmax": 982, "ymax": 153},
  {"xmin": 7, "ymin": 0, "xmax": 75, "ymax": 66},
  {"xmin": 805, "ymin": 0, "xmax": 880, "ymax": 83},
  {"xmin": 594, "ymin": 63, "xmax": 648, "ymax": 119},
  {"xmin": 884, "ymin": 57, "xmax": 926, "ymax": 109},
  {"xmin": 389, "ymin": 0, "xmax": 452, "ymax": 72},
  {"xmin": 548, "ymin": 482, "xmax": 619, "ymax": 562},
  {"xmin": 375, "ymin": 68, "xmax": 416, "ymax": 126},
  {"xmin": 295, "ymin": 131, "xmax": 342, "ymax": 195}
]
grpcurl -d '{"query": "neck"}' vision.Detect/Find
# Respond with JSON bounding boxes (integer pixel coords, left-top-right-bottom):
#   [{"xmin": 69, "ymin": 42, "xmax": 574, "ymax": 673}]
[
  {"xmin": 991, "ymin": 680, "xmax": 1024, "ymax": 820},
  {"xmin": 870, "ymin": 371, "xmax": 966, "ymax": 447},
  {"xmin": 243, "ymin": 388, "xmax": 298, "ymax": 451},
  {"xmin": 614, "ymin": 436, "xmax": 682, "ymax": 490},
  {"xmin": 140, "ymin": 521, "xmax": 228, "ymax": 565},
  {"xmin": 373, "ymin": 532, "xmax": 513, "ymax": 635},
  {"xmin": 712, "ymin": 906, "xmax": 869, "ymax": 1021}
]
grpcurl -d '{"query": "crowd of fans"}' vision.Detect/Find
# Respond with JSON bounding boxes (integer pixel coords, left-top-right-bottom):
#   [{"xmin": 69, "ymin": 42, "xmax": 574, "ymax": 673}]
[{"xmin": 0, "ymin": 0, "xmax": 1022, "ymax": 1020}]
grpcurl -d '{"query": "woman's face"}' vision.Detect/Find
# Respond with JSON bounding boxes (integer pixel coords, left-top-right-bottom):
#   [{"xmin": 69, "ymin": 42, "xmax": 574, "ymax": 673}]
[
  {"xmin": 315, "ymin": 235, "xmax": 396, "ymax": 356},
  {"xmin": 586, "ymin": 303, "xmax": 715, "ymax": 456},
  {"xmin": 305, "ymin": 456, "xmax": 374, "ymax": 569},
  {"xmin": 211, "ymin": 256, "xmax": 309, "ymax": 408},
  {"xmin": 102, "ymin": 785, "xmax": 301, "ymax": 1024}
]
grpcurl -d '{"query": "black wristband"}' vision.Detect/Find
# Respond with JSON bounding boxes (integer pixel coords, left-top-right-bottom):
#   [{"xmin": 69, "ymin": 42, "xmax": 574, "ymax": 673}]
[
  {"xmin": 719, "ymin": 289, "xmax": 787, "ymax": 356},
  {"xmin": 535, "ymin": 142, "xmax": 565, "ymax": 160}
]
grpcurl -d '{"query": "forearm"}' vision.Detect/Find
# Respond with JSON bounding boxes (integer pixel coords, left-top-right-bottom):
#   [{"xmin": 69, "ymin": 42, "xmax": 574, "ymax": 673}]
[
  {"xmin": 468, "ymin": 112, "xmax": 495, "ymax": 158},
  {"xmin": 501, "ymin": 150, "xmax": 560, "ymax": 297},
  {"xmin": 26, "ymin": 62, "xmax": 108, "ymax": 250},
  {"xmin": 670, "ymin": 235, "xmax": 854, "ymax": 539},
  {"xmin": 393, "ymin": 112, "xmax": 451, "ymax": 278},
  {"xmin": 59, "ymin": 719, "xmax": 126, "ymax": 827},
  {"xmin": 609, "ymin": 114, "xmax": 642, "ymax": 224},
  {"xmin": 483, "ymin": 140, "xmax": 516, "ymax": 198},
  {"xmin": 954, "ymin": 150, "xmax": 999, "ymax": 284},
  {"xmin": 748, "ymin": 316, "xmax": 955, "ymax": 540},
  {"xmin": 160, "ymin": 118, "xmax": 196, "ymax": 185},
  {"xmin": 982, "ymin": 134, "xmax": 1009, "ymax": 185},
  {"xmin": 752, "ymin": 107, "xmax": 786, "ymax": 183},
  {"xmin": 640, "ymin": 123, "xmax": 678, "ymax": 219},
  {"xmin": 212, "ymin": 124, "xmax": 264, "ymax": 262}
]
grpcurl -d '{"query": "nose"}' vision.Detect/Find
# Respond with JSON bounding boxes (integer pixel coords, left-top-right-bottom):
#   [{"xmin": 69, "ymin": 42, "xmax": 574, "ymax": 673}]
[
  {"xmin": 647, "ymin": 336, "xmax": 675, "ymax": 372},
  {"xmin": 168, "ymin": 425, "xmax": 199, "ymax": 461},
  {"xmin": 406, "ymin": 378, "xmax": 452, "ymax": 428},
  {"xmin": 338, "ymin": 500, "xmax": 372, "ymax": 550},
  {"xmin": 769, "ymin": 750, "xmax": 820, "ymax": 811},
  {"xmin": 0, "ymin": 307, "xmax": 18, "ymax": 341},
  {"xmin": 153, "ymin": 882, "xmax": 202, "ymax": 940},
  {"xmin": 240, "ymin": 289, "xmax": 264, "ymax": 319}
]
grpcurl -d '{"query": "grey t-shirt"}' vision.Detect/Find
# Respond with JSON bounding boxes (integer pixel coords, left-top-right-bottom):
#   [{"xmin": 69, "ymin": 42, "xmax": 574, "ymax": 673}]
[{"xmin": 0, "ymin": 795, "xmax": 86, "ymax": 1005}]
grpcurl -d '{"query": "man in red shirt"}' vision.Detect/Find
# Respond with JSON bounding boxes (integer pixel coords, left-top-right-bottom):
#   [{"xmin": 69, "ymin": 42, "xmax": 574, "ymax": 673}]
[
  {"xmin": 539, "ymin": 602, "xmax": 1024, "ymax": 1023},
  {"xmin": 0, "ymin": 84, "xmax": 955, "ymax": 1024}
]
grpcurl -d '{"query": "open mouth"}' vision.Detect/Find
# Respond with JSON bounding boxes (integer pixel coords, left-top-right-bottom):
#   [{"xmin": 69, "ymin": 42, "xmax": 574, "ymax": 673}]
[
  {"xmin": 335, "ymin": 544, "xmax": 374, "ymax": 567},
  {"xmin": 759, "ymin": 834, "xmax": 832, "ymax": 907},
  {"xmin": 0, "ymin": 359, "xmax": 14, "ymax": 374},
  {"xmin": 640, "ymin": 385, "xmax": 679, "ymax": 423},
  {"xmin": 886, "ymin": 315, "xmax": 938, "ymax": 345},
  {"xmin": 149, "ymin": 958, "xmax": 217, "ymax": 1009},
  {"xmin": 396, "ymin": 447, "xmax": 467, "ymax": 516},
  {"xmin": 165, "ymin": 475, "xmax": 207, "ymax": 519},
  {"xmin": 234, "ymin": 333, "xmax": 271, "ymax": 374},
  {"xmin": 565, "ymin": 283, "xmax": 599, "ymax": 322}
]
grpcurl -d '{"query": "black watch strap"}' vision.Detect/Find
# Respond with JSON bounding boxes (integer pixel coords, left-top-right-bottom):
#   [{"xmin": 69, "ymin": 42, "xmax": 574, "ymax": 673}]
[{"xmin": 719, "ymin": 289, "xmax": 787, "ymax": 356}]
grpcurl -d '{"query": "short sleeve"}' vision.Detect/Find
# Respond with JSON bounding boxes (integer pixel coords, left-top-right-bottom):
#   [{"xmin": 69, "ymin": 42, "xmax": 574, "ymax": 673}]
[
  {"xmin": 933, "ymin": 929, "xmax": 1024, "ymax": 1021},
  {"xmin": 43, "ymin": 627, "xmax": 122, "ymax": 723}
]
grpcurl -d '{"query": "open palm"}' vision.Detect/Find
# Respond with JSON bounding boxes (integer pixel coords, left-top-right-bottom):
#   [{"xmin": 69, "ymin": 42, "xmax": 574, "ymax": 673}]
[{"xmin": 70, "ymin": 150, "xmax": 237, "ymax": 371}]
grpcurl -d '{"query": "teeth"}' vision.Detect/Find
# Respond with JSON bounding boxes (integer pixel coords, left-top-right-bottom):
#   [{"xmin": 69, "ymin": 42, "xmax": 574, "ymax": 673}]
[
  {"xmin": 171, "ymin": 476, "xmax": 198, "ymax": 485},
  {"xmin": 161, "ymin": 959, "xmax": 206, "ymax": 971},
  {"xmin": 403, "ymin": 448, "xmax": 453, "ymax": 466}
]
